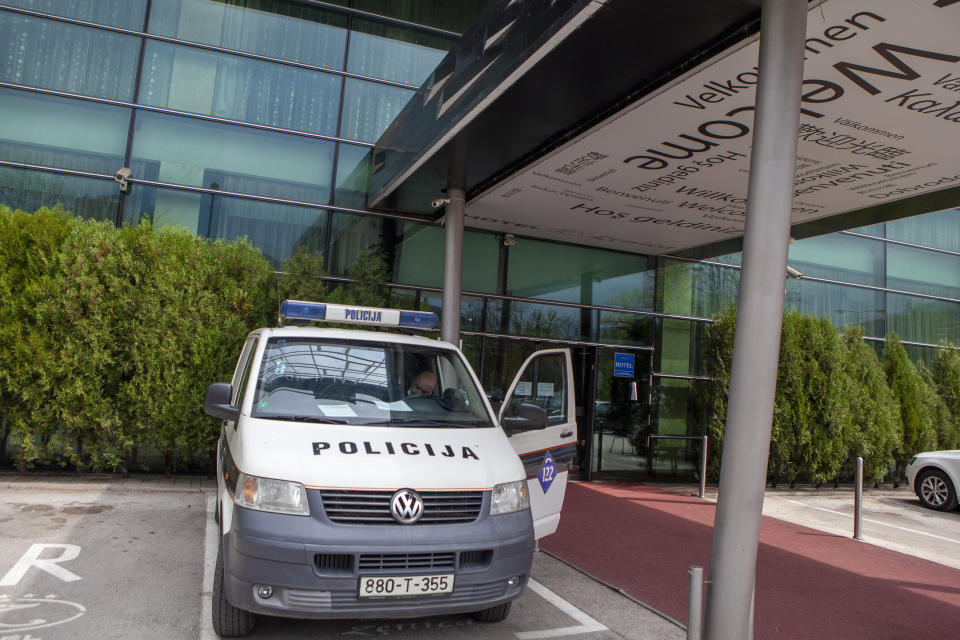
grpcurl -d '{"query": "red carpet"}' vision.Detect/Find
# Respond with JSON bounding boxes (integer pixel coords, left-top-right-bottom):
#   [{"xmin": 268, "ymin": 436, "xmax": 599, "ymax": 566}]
[{"xmin": 540, "ymin": 482, "xmax": 960, "ymax": 639}]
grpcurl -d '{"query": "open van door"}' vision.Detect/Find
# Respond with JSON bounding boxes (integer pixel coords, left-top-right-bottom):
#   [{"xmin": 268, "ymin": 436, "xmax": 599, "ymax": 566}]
[{"xmin": 500, "ymin": 349, "xmax": 577, "ymax": 539}]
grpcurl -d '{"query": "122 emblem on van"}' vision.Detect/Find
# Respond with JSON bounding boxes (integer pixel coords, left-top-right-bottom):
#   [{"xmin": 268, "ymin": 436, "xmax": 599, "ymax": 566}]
[{"xmin": 312, "ymin": 441, "xmax": 479, "ymax": 460}]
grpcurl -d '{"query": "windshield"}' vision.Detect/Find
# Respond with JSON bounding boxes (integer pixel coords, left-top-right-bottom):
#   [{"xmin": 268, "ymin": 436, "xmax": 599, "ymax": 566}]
[{"xmin": 250, "ymin": 337, "xmax": 494, "ymax": 428}]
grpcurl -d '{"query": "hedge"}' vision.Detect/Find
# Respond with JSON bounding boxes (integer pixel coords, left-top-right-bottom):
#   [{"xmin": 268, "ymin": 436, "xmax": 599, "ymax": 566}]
[
  {"xmin": 0, "ymin": 206, "xmax": 393, "ymax": 474},
  {"xmin": 706, "ymin": 305, "xmax": 960, "ymax": 486}
]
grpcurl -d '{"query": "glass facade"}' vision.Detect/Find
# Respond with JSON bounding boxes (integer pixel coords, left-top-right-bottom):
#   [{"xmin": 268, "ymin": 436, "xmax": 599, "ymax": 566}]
[{"xmin": 3, "ymin": 1, "xmax": 960, "ymax": 482}]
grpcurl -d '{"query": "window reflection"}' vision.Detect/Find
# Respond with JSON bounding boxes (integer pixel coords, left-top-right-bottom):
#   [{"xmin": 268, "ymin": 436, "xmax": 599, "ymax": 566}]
[
  {"xmin": 139, "ymin": 41, "xmax": 341, "ymax": 135},
  {"xmin": 0, "ymin": 14, "xmax": 140, "ymax": 100},
  {"xmin": 0, "ymin": 167, "xmax": 118, "ymax": 222},
  {"xmin": 123, "ymin": 184, "xmax": 327, "ymax": 267},
  {"xmin": 149, "ymin": 0, "xmax": 348, "ymax": 70},
  {"xmin": 0, "ymin": 88, "xmax": 129, "ymax": 173},
  {"xmin": 340, "ymin": 79, "xmax": 414, "ymax": 143},
  {"xmin": 2, "ymin": 0, "xmax": 147, "ymax": 29}
]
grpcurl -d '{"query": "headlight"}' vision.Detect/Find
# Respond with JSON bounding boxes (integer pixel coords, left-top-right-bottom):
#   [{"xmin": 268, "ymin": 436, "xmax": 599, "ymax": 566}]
[
  {"xmin": 235, "ymin": 472, "xmax": 310, "ymax": 516},
  {"xmin": 908, "ymin": 456, "xmax": 918, "ymax": 467},
  {"xmin": 490, "ymin": 480, "xmax": 530, "ymax": 515}
]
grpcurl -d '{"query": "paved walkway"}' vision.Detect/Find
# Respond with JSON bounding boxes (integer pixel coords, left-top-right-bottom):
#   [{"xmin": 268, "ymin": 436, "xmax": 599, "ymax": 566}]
[{"xmin": 540, "ymin": 482, "xmax": 960, "ymax": 639}]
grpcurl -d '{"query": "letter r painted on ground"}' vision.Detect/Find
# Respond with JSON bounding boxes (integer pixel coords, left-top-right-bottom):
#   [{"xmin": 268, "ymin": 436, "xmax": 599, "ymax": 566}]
[{"xmin": 0, "ymin": 543, "xmax": 82, "ymax": 586}]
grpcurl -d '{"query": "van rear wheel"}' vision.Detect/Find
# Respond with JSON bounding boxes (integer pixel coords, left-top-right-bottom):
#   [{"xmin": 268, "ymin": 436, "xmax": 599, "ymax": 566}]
[
  {"xmin": 472, "ymin": 601, "xmax": 512, "ymax": 623},
  {"xmin": 212, "ymin": 541, "xmax": 256, "ymax": 637}
]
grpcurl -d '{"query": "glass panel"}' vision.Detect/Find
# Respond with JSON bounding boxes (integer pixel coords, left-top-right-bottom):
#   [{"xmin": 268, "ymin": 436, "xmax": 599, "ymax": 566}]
[
  {"xmin": 887, "ymin": 293, "xmax": 960, "ymax": 345},
  {"xmin": 123, "ymin": 184, "xmax": 327, "ymax": 267},
  {"xmin": 328, "ymin": 211, "xmax": 385, "ymax": 276},
  {"xmin": 0, "ymin": 88, "xmax": 129, "ymax": 173},
  {"xmin": 334, "ymin": 143, "xmax": 373, "ymax": 209},
  {"xmin": 647, "ymin": 378, "xmax": 710, "ymax": 482},
  {"xmin": 849, "ymin": 223, "xmax": 884, "ymax": 237},
  {"xmin": 886, "ymin": 208, "xmax": 960, "ymax": 253},
  {"xmin": 657, "ymin": 318, "xmax": 712, "ymax": 376},
  {"xmin": 787, "ymin": 233, "xmax": 883, "ymax": 286},
  {"xmin": 887, "ymin": 243, "xmax": 960, "ymax": 299},
  {"xmin": 658, "ymin": 258, "xmax": 740, "ymax": 319},
  {"xmin": 149, "ymin": 0, "xmax": 348, "ymax": 69},
  {"xmin": 0, "ymin": 166, "xmax": 118, "ymax": 221},
  {"xmin": 340, "ymin": 78, "xmax": 414, "ymax": 143},
  {"xmin": 3, "ymin": 0, "xmax": 147, "ymax": 29},
  {"xmin": 348, "ymin": 17, "xmax": 450, "ymax": 85},
  {"xmin": 352, "ymin": 0, "xmax": 485, "ymax": 33},
  {"xmin": 479, "ymin": 338, "xmax": 538, "ymax": 411},
  {"xmin": 597, "ymin": 311, "xmax": 653, "ymax": 348},
  {"xmin": 503, "ymin": 353, "xmax": 567, "ymax": 427},
  {"xmin": 507, "ymin": 238, "xmax": 654, "ymax": 308},
  {"xmin": 785, "ymin": 279, "xmax": 885, "ymax": 337},
  {"xmin": 503, "ymin": 300, "xmax": 582, "ymax": 341},
  {"xmin": 592, "ymin": 349, "xmax": 651, "ymax": 480},
  {"xmin": 0, "ymin": 14, "xmax": 140, "ymax": 100},
  {"xmin": 139, "ymin": 41, "xmax": 340, "ymax": 135},
  {"xmin": 131, "ymin": 111, "xmax": 334, "ymax": 201},
  {"xmin": 394, "ymin": 223, "xmax": 500, "ymax": 294}
]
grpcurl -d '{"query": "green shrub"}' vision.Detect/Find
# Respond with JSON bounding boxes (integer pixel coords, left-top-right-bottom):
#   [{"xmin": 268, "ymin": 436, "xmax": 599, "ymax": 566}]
[{"xmin": 883, "ymin": 333, "xmax": 938, "ymax": 481}]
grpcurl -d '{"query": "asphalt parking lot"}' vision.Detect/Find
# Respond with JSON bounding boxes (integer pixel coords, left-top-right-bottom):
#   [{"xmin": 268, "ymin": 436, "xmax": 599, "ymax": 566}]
[
  {"xmin": 0, "ymin": 476, "xmax": 682, "ymax": 640},
  {"xmin": 2, "ymin": 477, "xmax": 957, "ymax": 640}
]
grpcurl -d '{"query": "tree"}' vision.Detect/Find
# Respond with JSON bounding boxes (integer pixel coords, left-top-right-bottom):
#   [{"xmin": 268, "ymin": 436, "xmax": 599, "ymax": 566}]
[
  {"xmin": 840, "ymin": 326, "xmax": 900, "ymax": 485},
  {"xmin": 883, "ymin": 333, "xmax": 938, "ymax": 482},
  {"xmin": 929, "ymin": 345, "xmax": 960, "ymax": 450}
]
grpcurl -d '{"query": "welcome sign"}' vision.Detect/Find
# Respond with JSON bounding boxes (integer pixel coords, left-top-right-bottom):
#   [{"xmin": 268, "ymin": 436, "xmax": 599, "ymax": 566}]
[{"xmin": 465, "ymin": 0, "xmax": 960, "ymax": 255}]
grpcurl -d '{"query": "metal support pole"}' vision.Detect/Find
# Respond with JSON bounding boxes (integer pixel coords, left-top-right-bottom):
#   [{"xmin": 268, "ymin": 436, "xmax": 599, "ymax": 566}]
[
  {"xmin": 703, "ymin": 2, "xmax": 806, "ymax": 639},
  {"xmin": 441, "ymin": 187, "xmax": 466, "ymax": 345},
  {"xmin": 687, "ymin": 566, "xmax": 704, "ymax": 640},
  {"xmin": 699, "ymin": 435, "xmax": 708, "ymax": 499},
  {"xmin": 854, "ymin": 456, "xmax": 863, "ymax": 540}
]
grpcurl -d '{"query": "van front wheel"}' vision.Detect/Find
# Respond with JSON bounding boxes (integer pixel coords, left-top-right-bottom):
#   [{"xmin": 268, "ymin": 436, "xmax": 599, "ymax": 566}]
[
  {"xmin": 212, "ymin": 541, "xmax": 256, "ymax": 637},
  {"xmin": 472, "ymin": 601, "xmax": 512, "ymax": 623}
]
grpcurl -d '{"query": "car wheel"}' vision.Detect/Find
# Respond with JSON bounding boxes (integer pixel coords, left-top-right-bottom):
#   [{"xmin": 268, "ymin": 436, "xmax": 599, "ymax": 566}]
[
  {"xmin": 916, "ymin": 469, "xmax": 958, "ymax": 511},
  {"xmin": 472, "ymin": 601, "xmax": 512, "ymax": 623},
  {"xmin": 212, "ymin": 541, "xmax": 256, "ymax": 637}
]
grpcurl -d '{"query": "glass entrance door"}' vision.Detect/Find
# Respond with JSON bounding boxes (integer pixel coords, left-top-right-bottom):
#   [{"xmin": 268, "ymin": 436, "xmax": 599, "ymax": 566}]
[{"xmin": 591, "ymin": 347, "xmax": 652, "ymax": 480}]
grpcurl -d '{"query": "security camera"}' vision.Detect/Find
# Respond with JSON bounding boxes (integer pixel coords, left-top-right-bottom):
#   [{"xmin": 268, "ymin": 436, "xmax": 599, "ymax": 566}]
[
  {"xmin": 431, "ymin": 197, "xmax": 450, "ymax": 208},
  {"xmin": 114, "ymin": 167, "xmax": 132, "ymax": 192},
  {"xmin": 503, "ymin": 233, "xmax": 517, "ymax": 246},
  {"xmin": 786, "ymin": 266, "xmax": 803, "ymax": 279}
]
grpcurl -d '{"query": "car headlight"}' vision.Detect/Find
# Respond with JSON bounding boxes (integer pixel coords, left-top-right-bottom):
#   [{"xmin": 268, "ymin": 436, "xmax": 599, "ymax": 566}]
[
  {"xmin": 235, "ymin": 472, "xmax": 310, "ymax": 516},
  {"xmin": 490, "ymin": 480, "xmax": 530, "ymax": 515},
  {"xmin": 908, "ymin": 456, "xmax": 918, "ymax": 467}
]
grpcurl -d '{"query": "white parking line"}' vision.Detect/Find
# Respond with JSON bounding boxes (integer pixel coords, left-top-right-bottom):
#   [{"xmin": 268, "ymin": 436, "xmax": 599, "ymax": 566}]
[
  {"xmin": 785, "ymin": 499, "xmax": 960, "ymax": 545},
  {"xmin": 515, "ymin": 579, "xmax": 608, "ymax": 639},
  {"xmin": 201, "ymin": 494, "xmax": 218, "ymax": 640}
]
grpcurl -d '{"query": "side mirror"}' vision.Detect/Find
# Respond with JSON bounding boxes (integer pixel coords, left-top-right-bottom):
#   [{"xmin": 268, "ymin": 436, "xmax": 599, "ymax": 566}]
[
  {"xmin": 205, "ymin": 382, "xmax": 239, "ymax": 422},
  {"xmin": 501, "ymin": 402, "xmax": 548, "ymax": 434}
]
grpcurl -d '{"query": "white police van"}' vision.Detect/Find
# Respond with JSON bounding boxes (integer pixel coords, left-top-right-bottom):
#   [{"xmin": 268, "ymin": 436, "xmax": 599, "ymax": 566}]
[{"xmin": 205, "ymin": 300, "xmax": 577, "ymax": 637}]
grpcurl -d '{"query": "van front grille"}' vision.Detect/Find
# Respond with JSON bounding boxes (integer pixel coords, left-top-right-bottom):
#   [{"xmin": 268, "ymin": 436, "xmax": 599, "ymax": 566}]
[{"xmin": 320, "ymin": 490, "xmax": 483, "ymax": 525}]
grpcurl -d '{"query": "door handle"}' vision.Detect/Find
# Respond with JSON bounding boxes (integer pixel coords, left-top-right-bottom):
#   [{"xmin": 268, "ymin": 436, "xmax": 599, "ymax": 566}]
[{"xmin": 560, "ymin": 430, "xmax": 573, "ymax": 438}]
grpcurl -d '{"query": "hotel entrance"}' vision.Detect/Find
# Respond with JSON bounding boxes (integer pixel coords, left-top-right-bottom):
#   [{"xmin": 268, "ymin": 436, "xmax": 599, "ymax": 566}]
[{"xmin": 590, "ymin": 347, "xmax": 653, "ymax": 481}]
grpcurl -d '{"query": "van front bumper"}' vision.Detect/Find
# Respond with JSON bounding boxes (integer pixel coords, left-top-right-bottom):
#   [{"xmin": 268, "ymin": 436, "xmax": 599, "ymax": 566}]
[{"xmin": 222, "ymin": 497, "xmax": 535, "ymax": 619}]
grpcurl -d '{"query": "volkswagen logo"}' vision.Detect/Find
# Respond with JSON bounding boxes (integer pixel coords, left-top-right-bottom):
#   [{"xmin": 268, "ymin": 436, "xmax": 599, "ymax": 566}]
[{"xmin": 390, "ymin": 489, "xmax": 424, "ymax": 524}]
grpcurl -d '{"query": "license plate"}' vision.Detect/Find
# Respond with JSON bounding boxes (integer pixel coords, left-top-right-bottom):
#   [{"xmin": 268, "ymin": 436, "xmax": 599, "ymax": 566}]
[{"xmin": 358, "ymin": 574, "xmax": 454, "ymax": 597}]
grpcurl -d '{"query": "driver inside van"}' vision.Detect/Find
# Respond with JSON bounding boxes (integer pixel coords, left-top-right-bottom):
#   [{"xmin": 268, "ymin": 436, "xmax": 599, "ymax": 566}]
[{"xmin": 408, "ymin": 370, "xmax": 436, "ymax": 396}]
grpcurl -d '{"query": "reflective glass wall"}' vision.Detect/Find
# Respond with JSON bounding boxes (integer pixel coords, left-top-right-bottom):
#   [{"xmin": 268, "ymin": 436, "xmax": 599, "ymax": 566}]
[{"xmin": 0, "ymin": 0, "xmax": 481, "ymax": 267}]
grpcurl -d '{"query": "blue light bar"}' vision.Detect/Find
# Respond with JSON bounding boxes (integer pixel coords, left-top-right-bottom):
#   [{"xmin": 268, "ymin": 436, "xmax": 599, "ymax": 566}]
[{"xmin": 279, "ymin": 300, "xmax": 437, "ymax": 330}]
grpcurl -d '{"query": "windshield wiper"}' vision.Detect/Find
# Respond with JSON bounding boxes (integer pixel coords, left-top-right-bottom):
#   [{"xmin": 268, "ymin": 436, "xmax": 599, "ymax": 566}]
[
  {"xmin": 255, "ymin": 414, "xmax": 349, "ymax": 424},
  {"xmin": 385, "ymin": 418, "xmax": 476, "ymax": 428}
]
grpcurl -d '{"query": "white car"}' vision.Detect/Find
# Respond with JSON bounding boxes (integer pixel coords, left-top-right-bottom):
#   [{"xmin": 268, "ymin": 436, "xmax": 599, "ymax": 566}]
[{"xmin": 905, "ymin": 450, "xmax": 960, "ymax": 511}]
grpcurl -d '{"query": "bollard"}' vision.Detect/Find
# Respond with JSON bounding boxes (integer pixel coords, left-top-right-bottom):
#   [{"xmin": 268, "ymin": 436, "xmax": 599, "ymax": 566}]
[
  {"xmin": 699, "ymin": 435, "xmax": 708, "ymax": 499},
  {"xmin": 854, "ymin": 456, "xmax": 863, "ymax": 540},
  {"xmin": 688, "ymin": 565, "xmax": 704, "ymax": 640}
]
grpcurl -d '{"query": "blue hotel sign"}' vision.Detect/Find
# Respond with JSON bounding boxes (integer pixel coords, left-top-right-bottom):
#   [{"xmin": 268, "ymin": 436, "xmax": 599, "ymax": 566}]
[{"xmin": 613, "ymin": 353, "xmax": 634, "ymax": 378}]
